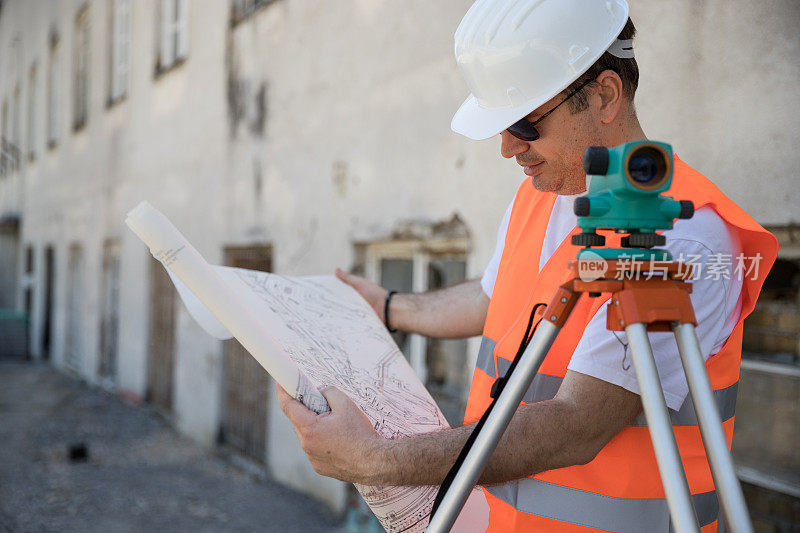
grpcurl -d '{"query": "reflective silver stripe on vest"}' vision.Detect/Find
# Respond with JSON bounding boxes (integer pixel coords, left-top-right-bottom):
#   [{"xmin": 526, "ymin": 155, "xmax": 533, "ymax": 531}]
[
  {"xmin": 475, "ymin": 336, "xmax": 738, "ymax": 426},
  {"xmin": 476, "ymin": 337, "xmax": 498, "ymax": 378},
  {"xmin": 476, "ymin": 337, "xmax": 563, "ymax": 403},
  {"xmin": 485, "ymin": 478, "xmax": 720, "ymax": 531},
  {"xmin": 496, "ymin": 357, "xmax": 563, "ymax": 404},
  {"xmin": 629, "ymin": 381, "xmax": 738, "ymax": 426}
]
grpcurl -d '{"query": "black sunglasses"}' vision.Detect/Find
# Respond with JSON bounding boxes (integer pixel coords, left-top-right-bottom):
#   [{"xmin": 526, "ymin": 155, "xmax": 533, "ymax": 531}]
[{"xmin": 506, "ymin": 78, "xmax": 595, "ymax": 142}]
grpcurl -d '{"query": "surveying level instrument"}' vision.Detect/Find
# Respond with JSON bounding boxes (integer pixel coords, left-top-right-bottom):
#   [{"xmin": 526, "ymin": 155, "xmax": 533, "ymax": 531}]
[{"xmin": 428, "ymin": 141, "xmax": 753, "ymax": 532}]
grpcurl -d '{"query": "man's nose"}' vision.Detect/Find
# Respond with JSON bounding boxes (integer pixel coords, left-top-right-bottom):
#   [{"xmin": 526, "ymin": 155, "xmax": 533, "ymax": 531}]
[{"xmin": 500, "ymin": 130, "xmax": 530, "ymax": 159}]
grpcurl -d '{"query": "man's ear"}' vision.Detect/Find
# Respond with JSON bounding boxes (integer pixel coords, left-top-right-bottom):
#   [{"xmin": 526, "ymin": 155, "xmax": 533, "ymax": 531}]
[{"xmin": 594, "ymin": 70, "xmax": 624, "ymax": 124}]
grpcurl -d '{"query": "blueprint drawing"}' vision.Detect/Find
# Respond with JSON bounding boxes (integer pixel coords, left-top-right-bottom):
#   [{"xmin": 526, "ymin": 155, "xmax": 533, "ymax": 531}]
[
  {"xmin": 125, "ymin": 201, "xmax": 488, "ymax": 532},
  {"xmin": 208, "ymin": 268, "xmax": 488, "ymax": 531}
]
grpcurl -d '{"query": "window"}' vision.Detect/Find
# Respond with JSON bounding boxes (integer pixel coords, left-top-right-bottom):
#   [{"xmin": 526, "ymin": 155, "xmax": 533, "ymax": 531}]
[
  {"xmin": 73, "ymin": 7, "xmax": 90, "ymax": 130},
  {"xmin": 742, "ymin": 225, "xmax": 800, "ymax": 367},
  {"xmin": 360, "ymin": 229, "xmax": 472, "ymax": 425},
  {"xmin": 11, "ymin": 86, "xmax": 20, "ymax": 172},
  {"xmin": 0, "ymin": 98, "xmax": 17, "ymax": 177},
  {"xmin": 1, "ymin": 100, "xmax": 7, "ymax": 144},
  {"xmin": 109, "ymin": 0, "xmax": 131, "ymax": 103},
  {"xmin": 158, "ymin": 0, "xmax": 189, "ymax": 73},
  {"xmin": 47, "ymin": 33, "xmax": 60, "ymax": 147},
  {"xmin": 11, "ymin": 85, "xmax": 22, "ymax": 171},
  {"xmin": 231, "ymin": 0, "xmax": 276, "ymax": 25},
  {"xmin": 27, "ymin": 64, "xmax": 37, "ymax": 160},
  {"xmin": 743, "ymin": 257, "xmax": 800, "ymax": 366}
]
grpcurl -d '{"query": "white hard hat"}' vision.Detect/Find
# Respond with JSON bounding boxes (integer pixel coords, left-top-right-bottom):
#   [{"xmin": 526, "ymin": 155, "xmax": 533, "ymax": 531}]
[{"xmin": 451, "ymin": 0, "xmax": 630, "ymax": 140}]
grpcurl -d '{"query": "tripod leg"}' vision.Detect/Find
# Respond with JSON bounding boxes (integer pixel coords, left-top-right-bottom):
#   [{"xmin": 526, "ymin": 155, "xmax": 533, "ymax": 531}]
[
  {"xmin": 626, "ymin": 323, "xmax": 700, "ymax": 532},
  {"xmin": 427, "ymin": 319, "xmax": 562, "ymax": 533},
  {"xmin": 672, "ymin": 323, "xmax": 753, "ymax": 533}
]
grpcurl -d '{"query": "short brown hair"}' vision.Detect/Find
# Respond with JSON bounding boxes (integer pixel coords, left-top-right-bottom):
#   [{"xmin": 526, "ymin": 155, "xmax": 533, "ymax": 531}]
[{"xmin": 565, "ymin": 18, "xmax": 638, "ymax": 113}]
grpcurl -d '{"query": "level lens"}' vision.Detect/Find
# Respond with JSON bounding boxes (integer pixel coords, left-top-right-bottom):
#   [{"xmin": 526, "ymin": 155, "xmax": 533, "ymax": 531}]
[
  {"xmin": 628, "ymin": 149, "xmax": 661, "ymax": 183},
  {"xmin": 623, "ymin": 144, "xmax": 672, "ymax": 191}
]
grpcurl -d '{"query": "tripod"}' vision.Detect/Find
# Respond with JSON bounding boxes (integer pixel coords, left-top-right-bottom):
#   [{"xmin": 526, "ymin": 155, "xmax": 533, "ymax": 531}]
[{"xmin": 427, "ymin": 258, "xmax": 753, "ymax": 532}]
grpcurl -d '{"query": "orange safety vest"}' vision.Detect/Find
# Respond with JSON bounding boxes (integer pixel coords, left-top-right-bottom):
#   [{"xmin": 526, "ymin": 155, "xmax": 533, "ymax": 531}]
[{"xmin": 465, "ymin": 156, "xmax": 778, "ymax": 532}]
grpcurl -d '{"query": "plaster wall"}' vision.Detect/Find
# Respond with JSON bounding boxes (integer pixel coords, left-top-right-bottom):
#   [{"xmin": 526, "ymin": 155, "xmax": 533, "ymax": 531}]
[{"xmin": 632, "ymin": 0, "xmax": 800, "ymax": 224}]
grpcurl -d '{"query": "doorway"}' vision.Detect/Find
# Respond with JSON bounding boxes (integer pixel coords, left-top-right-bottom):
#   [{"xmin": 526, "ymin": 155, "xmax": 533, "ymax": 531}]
[
  {"xmin": 219, "ymin": 245, "xmax": 272, "ymax": 462},
  {"xmin": 42, "ymin": 245, "xmax": 54, "ymax": 360},
  {"xmin": 146, "ymin": 256, "xmax": 177, "ymax": 412}
]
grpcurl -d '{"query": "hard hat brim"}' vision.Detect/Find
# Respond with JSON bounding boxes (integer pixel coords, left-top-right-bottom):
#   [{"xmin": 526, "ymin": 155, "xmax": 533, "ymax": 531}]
[{"xmin": 451, "ymin": 94, "xmax": 548, "ymax": 141}]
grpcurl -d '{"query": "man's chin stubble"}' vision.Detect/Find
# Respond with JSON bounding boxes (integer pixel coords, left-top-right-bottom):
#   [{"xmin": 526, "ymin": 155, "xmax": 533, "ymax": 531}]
[{"xmin": 529, "ymin": 175, "xmax": 560, "ymax": 193}]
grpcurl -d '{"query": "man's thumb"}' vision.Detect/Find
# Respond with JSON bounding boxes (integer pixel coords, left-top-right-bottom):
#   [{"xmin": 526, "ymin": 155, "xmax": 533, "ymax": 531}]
[{"xmin": 319, "ymin": 386, "xmax": 351, "ymax": 411}]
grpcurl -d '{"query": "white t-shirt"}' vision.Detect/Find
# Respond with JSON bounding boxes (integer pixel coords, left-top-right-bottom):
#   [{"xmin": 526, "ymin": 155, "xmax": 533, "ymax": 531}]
[{"xmin": 481, "ymin": 190, "xmax": 743, "ymax": 410}]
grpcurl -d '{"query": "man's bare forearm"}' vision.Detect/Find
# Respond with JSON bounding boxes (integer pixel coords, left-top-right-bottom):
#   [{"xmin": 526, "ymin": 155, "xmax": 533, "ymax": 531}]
[
  {"xmin": 366, "ymin": 398, "xmax": 597, "ymax": 487},
  {"xmin": 361, "ymin": 372, "xmax": 643, "ymax": 487},
  {"xmin": 390, "ymin": 278, "xmax": 489, "ymax": 339}
]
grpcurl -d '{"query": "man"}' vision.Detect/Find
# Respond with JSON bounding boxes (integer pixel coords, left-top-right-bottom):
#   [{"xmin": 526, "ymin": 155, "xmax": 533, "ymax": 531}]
[{"xmin": 278, "ymin": 0, "xmax": 777, "ymax": 530}]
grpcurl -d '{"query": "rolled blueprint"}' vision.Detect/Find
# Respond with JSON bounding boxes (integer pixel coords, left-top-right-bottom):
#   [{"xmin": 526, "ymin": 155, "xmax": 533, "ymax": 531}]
[
  {"xmin": 125, "ymin": 201, "xmax": 329, "ymax": 414},
  {"xmin": 126, "ymin": 201, "xmax": 489, "ymax": 532}
]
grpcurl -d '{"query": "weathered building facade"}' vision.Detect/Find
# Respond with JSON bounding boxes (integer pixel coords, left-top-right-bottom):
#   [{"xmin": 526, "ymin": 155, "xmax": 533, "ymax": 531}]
[{"xmin": 1, "ymin": 0, "xmax": 797, "ymax": 522}]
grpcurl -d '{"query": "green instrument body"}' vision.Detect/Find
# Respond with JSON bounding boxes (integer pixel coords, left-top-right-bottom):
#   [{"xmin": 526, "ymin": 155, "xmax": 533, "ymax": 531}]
[{"xmin": 575, "ymin": 140, "xmax": 692, "ymax": 262}]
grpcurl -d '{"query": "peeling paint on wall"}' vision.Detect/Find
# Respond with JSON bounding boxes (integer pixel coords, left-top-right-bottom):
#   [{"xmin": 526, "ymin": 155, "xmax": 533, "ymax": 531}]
[
  {"xmin": 224, "ymin": 27, "xmax": 244, "ymax": 139},
  {"xmin": 225, "ymin": 30, "xmax": 267, "ymax": 140},
  {"xmin": 389, "ymin": 213, "xmax": 470, "ymax": 242},
  {"xmin": 253, "ymin": 157, "xmax": 262, "ymax": 199},
  {"xmin": 332, "ymin": 161, "xmax": 348, "ymax": 197},
  {"xmin": 331, "ymin": 160, "xmax": 360, "ymax": 198},
  {"xmin": 250, "ymin": 82, "xmax": 267, "ymax": 136}
]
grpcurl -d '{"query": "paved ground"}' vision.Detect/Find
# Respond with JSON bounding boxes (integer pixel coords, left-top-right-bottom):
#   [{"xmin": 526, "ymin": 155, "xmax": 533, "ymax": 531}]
[{"xmin": 0, "ymin": 360, "xmax": 342, "ymax": 532}]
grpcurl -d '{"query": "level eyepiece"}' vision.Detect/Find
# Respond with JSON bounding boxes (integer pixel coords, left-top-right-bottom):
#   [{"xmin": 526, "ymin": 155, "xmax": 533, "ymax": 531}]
[{"xmin": 583, "ymin": 146, "xmax": 610, "ymax": 175}]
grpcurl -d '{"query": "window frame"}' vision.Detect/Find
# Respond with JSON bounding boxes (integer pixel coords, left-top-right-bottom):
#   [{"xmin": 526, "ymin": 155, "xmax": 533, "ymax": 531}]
[
  {"xmin": 47, "ymin": 32, "xmax": 60, "ymax": 148},
  {"xmin": 73, "ymin": 6, "xmax": 90, "ymax": 132},
  {"xmin": 362, "ymin": 236, "xmax": 470, "ymax": 386},
  {"xmin": 231, "ymin": 0, "xmax": 277, "ymax": 26},
  {"xmin": 109, "ymin": 0, "xmax": 132, "ymax": 104},
  {"xmin": 1, "ymin": 99, "xmax": 8, "ymax": 177},
  {"xmin": 157, "ymin": 0, "xmax": 189, "ymax": 75},
  {"xmin": 27, "ymin": 63, "xmax": 37, "ymax": 161},
  {"xmin": 11, "ymin": 85, "xmax": 21, "ymax": 173},
  {"xmin": 742, "ymin": 225, "xmax": 800, "ymax": 368}
]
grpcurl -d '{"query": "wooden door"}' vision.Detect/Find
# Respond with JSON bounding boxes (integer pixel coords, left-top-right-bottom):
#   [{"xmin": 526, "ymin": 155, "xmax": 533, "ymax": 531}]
[
  {"xmin": 220, "ymin": 245, "xmax": 271, "ymax": 462},
  {"xmin": 147, "ymin": 256, "xmax": 176, "ymax": 411},
  {"xmin": 98, "ymin": 239, "xmax": 121, "ymax": 382},
  {"xmin": 42, "ymin": 246, "xmax": 54, "ymax": 360},
  {"xmin": 65, "ymin": 244, "xmax": 84, "ymax": 371}
]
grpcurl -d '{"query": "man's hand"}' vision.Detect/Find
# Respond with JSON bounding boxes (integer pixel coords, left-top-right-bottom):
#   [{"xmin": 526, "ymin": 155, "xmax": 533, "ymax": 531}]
[
  {"xmin": 276, "ymin": 370, "xmax": 642, "ymax": 488},
  {"xmin": 335, "ymin": 268, "xmax": 388, "ymax": 321},
  {"xmin": 276, "ymin": 384, "xmax": 384, "ymax": 484}
]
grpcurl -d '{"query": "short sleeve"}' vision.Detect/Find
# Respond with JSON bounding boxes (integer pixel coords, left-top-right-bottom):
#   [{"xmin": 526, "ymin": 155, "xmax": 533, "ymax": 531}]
[
  {"xmin": 481, "ymin": 196, "xmax": 516, "ymax": 298},
  {"xmin": 566, "ymin": 208, "xmax": 743, "ymax": 410}
]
